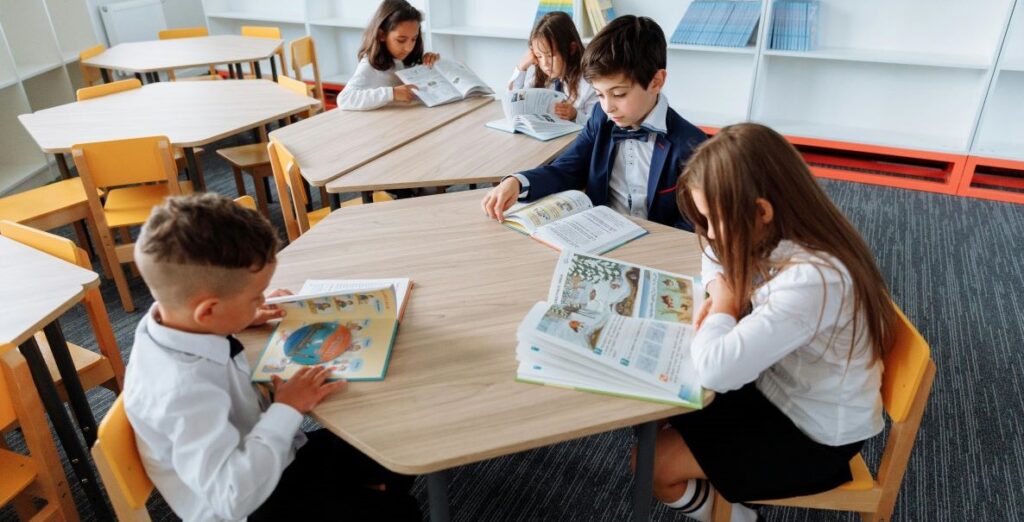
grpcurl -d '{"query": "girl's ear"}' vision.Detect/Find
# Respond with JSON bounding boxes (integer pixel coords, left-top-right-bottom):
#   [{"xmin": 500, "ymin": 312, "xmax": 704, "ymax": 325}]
[
  {"xmin": 755, "ymin": 197, "xmax": 774, "ymax": 225},
  {"xmin": 377, "ymin": 29, "xmax": 385, "ymax": 42},
  {"xmin": 569, "ymin": 41, "xmax": 579, "ymax": 55}
]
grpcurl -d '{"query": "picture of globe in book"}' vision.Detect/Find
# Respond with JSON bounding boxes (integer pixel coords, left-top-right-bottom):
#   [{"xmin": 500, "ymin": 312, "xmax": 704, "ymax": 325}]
[{"xmin": 282, "ymin": 322, "xmax": 353, "ymax": 365}]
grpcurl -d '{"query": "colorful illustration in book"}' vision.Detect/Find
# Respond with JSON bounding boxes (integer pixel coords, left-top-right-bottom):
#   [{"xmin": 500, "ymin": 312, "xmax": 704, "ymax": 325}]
[
  {"xmin": 654, "ymin": 275, "xmax": 694, "ymax": 323},
  {"xmin": 537, "ymin": 306, "xmax": 607, "ymax": 351},
  {"xmin": 560, "ymin": 255, "xmax": 640, "ymax": 316},
  {"xmin": 283, "ymin": 322, "xmax": 353, "ymax": 365}
]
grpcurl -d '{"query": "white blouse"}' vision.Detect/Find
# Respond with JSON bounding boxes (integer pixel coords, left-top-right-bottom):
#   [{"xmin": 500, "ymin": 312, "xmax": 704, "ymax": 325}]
[
  {"xmin": 508, "ymin": 65, "xmax": 599, "ymax": 125},
  {"xmin": 337, "ymin": 57, "xmax": 408, "ymax": 111},
  {"xmin": 692, "ymin": 240, "xmax": 885, "ymax": 446}
]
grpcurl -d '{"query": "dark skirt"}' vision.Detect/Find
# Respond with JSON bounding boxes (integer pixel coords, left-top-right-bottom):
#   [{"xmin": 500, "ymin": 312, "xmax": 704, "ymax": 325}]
[{"xmin": 669, "ymin": 382, "xmax": 864, "ymax": 503}]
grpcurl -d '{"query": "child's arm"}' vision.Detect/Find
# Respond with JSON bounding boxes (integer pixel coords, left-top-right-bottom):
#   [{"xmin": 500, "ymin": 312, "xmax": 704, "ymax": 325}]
[
  {"xmin": 507, "ymin": 49, "xmax": 536, "ymax": 90},
  {"xmin": 515, "ymin": 104, "xmax": 602, "ymax": 200},
  {"xmin": 337, "ymin": 59, "xmax": 399, "ymax": 111}
]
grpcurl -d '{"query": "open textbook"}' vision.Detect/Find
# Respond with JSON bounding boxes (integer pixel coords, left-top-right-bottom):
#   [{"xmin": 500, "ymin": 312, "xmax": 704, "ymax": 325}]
[
  {"xmin": 503, "ymin": 190, "xmax": 647, "ymax": 254},
  {"xmin": 394, "ymin": 59, "xmax": 494, "ymax": 107},
  {"xmin": 485, "ymin": 88, "xmax": 582, "ymax": 141},
  {"xmin": 516, "ymin": 251, "xmax": 707, "ymax": 408},
  {"xmin": 254, "ymin": 281, "xmax": 412, "ymax": 382}
]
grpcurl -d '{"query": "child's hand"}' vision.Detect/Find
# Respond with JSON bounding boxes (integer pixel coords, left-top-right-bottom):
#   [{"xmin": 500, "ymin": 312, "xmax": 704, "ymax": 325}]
[
  {"xmin": 250, "ymin": 288, "xmax": 293, "ymax": 327},
  {"xmin": 553, "ymin": 101, "xmax": 577, "ymax": 121},
  {"xmin": 518, "ymin": 48, "xmax": 537, "ymax": 72},
  {"xmin": 481, "ymin": 177, "xmax": 522, "ymax": 221},
  {"xmin": 423, "ymin": 52, "xmax": 440, "ymax": 67},
  {"xmin": 272, "ymin": 367, "xmax": 347, "ymax": 414},
  {"xmin": 695, "ymin": 297, "xmax": 713, "ymax": 330},
  {"xmin": 393, "ymin": 84, "xmax": 417, "ymax": 102},
  {"xmin": 707, "ymin": 276, "xmax": 741, "ymax": 319}
]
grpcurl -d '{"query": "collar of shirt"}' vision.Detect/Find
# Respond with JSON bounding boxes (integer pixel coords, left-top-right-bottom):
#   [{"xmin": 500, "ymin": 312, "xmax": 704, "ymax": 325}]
[
  {"xmin": 637, "ymin": 93, "xmax": 669, "ymax": 135},
  {"xmin": 143, "ymin": 304, "xmax": 235, "ymax": 366}
]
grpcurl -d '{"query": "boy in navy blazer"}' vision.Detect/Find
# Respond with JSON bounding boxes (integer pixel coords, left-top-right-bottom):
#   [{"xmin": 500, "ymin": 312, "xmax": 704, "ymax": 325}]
[{"xmin": 482, "ymin": 15, "xmax": 707, "ymax": 231}]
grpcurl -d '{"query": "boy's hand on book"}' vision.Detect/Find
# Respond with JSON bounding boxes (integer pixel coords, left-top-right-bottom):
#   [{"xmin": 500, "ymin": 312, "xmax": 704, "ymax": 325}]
[
  {"xmin": 393, "ymin": 84, "xmax": 418, "ymax": 102},
  {"xmin": 482, "ymin": 177, "xmax": 522, "ymax": 221},
  {"xmin": 517, "ymin": 48, "xmax": 537, "ymax": 72},
  {"xmin": 250, "ymin": 288, "xmax": 293, "ymax": 327},
  {"xmin": 272, "ymin": 367, "xmax": 347, "ymax": 414},
  {"xmin": 553, "ymin": 101, "xmax": 577, "ymax": 121},
  {"xmin": 423, "ymin": 52, "xmax": 440, "ymax": 67}
]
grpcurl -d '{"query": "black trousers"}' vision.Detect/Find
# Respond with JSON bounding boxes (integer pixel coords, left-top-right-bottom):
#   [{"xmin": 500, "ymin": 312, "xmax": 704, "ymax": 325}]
[{"xmin": 249, "ymin": 429, "xmax": 421, "ymax": 521}]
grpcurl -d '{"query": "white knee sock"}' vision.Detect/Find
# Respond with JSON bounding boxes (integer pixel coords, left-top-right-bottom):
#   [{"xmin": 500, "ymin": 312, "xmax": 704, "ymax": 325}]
[{"xmin": 665, "ymin": 479, "xmax": 758, "ymax": 522}]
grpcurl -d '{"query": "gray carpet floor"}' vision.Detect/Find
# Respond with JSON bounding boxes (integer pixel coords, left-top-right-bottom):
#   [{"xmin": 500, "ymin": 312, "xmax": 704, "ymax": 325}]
[{"xmin": 3, "ymin": 132, "xmax": 1023, "ymax": 521}]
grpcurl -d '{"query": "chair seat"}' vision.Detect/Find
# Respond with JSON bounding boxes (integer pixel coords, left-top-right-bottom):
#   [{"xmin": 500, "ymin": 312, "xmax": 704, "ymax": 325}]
[
  {"xmin": 104, "ymin": 181, "xmax": 193, "ymax": 228},
  {"xmin": 837, "ymin": 453, "xmax": 874, "ymax": 491},
  {"xmin": 0, "ymin": 450, "xmax": 36, "ymax": 505},
  {"xmin": 339, "ymin": 191, "xmax": 395, "ymax": 208},
  {"xmin": 175, "ymin": 74, "xmax": 222, "ymax": 81},
  {"xmin": 308, "ymin": 206, "xmax": 331, "ymax": 228},
  {"xmin": 217, "ymin": 143, "xmax": 270, "ymax": 169},
  {"xmin": 172, "ymin": 146, "xmax": 204, "ymax": 161},
  {"xmin": 0, "ymin": 179, "xmax": 88, "ymax": 223},
  {"xmin": 33, "ymin": 332, "xmax": 110, "ymax": 390}
]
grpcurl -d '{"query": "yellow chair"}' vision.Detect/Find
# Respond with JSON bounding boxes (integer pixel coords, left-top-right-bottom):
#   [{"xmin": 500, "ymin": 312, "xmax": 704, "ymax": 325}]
[
  {"xmin": 267, "ymin": 138, "xmax": 331, "ymax": 242},
  {"xmin": 79, "ymin": 44, "xmax": 106, "ymax": 87},
  {"xmin": 290, "ymin": 36, "xmax": 326, "ymax": 109},
  {"xmin": 711, "ymin": 307, "xmax": 937, "ymax": 522},
  {"xmin": 72, "ymin": 136, "xmax": 185, "ymax": 312},
  {"xmin": 157, "ymin": 27, "xmax": 221, "ymax": 81},
  {"xmin": 93, "ymin": 396, "xmax": 155, "ymax": 521},
  {"xmin": 241, "ymin": 26, "xmax": 287, "ymax": 78},
  {"xmin": 0, "ymin": 221, "xmax": 125, "ymax": 400},
  {"xmin": 234, "ymin": 195, "xmax": 257, "ymax": 210},
  {"xmin": 0, "ymin": 349, "xmax": 79, "ymax": 521}
]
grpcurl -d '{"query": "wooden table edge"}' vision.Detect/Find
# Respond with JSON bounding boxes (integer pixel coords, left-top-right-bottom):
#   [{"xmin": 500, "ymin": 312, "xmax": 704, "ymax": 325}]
[{"xmin": 81, "ymin": 41, "xmax": 284, "ymax": 74}]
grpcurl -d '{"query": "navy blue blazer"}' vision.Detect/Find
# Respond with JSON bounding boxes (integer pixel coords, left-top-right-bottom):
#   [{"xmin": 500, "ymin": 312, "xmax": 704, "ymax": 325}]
[{"xmin": 518, "ymin": 103, "xmax": 707, "ymax": 231}]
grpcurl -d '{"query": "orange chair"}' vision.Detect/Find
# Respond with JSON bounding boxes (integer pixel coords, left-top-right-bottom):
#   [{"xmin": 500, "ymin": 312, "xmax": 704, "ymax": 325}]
[
  {"xmin": 79, "ymin": 44, "xmax": 106, "ymax": 87},
  {"xmin": 93, "ymin": 396, "xmax": 155, "ymax": 521},
  {"xmin": 234, "ymin": 195, "xmax": 257, "ymax": 210},
  {"xmin": 157, "ymin": 27, "xmax": 221, "ymax": 81},
  {"xmin": 290, "ymin": 36, "xmax": 326, "ymax": 109},
  {"xmin": 267, "ymin": 138, "xmax": 331, "ymax": 241},
  {"xmin": 0, "ymin": 221, "xmax": 125, "ymax": 399},
  {"xmin": 72, "ymin": 136, "xmax": 186, "ymax": 312},
  {"xmin": 711, "ymin": 307, "xmax": 937, "ymax": 522},
  {"xmin": 0, "ymin": 349, "xmax": 79, "ymax": 521},
  {"xmin": 241, "ymin": 26, "xmax": 287, "ymax": 79}
]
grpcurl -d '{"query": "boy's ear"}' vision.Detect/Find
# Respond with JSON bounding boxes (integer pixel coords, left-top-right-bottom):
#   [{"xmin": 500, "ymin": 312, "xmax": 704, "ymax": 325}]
[
  {"xmin": 646, "ymin": 69, "xmax": 667, "ymax": 93},
  {"xmin": 192, "ymin": 296, "xmax": 219, "ymax": 327}
]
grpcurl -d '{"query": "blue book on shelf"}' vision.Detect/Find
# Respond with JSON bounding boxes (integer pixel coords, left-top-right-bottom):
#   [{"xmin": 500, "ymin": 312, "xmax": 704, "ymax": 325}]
[
  {"xmin": 689, "ymin": 1, "xmax": 714, "ymax": 45},
  {"xmin": 535, "ymin": 0, "xmax": 573, "ymax": 24},
  {"xmin": 716, "ymin": 1, "xmax": 740, "ymax": 46},
  {"xmin": 736, "ymin": 1, "xmax": 761, "ymax": 47},
  {"xmin": 671, "ymin": 0, "xmax": 700, "ymax": 45},
  {"xmin": 806, "ymin": 0, "xmax": 819, "ymax": 50}
]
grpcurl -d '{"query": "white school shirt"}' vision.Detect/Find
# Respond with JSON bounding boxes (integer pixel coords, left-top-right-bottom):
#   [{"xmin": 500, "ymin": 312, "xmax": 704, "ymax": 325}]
[
  {"xmin": 123, "ymin": 306, "xmax": 306, "ymax": 521},
  {"xmin": 337, "ymin": 57, "xmax": 408, "ymax": 111},
  {"xmin": 692, "ymin": 241, "xmax": 885, "ymax": 446},
  {"xmin": 507, "ymin": 65, "xmax": 598, "ymax": 125}
]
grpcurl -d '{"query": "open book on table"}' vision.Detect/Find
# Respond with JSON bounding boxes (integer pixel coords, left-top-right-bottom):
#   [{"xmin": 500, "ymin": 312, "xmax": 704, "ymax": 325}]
[
  {"xmin": 253, "ymin": 279, "xmax": 412, "ymax": 382},
  {"xmin": 515, "ymin": 250, "xmax": 707, "ymax": 408},
  {"xmin": 394, "ymin": 59, "xmax": 494, "ymax": 107},
  {"xmin": 503, "ymin": 190, "xmax": 647, "ymax": 255},
  {"xmin": 485, "ymin": 88, "xmax": 582, "ymax": 141}
]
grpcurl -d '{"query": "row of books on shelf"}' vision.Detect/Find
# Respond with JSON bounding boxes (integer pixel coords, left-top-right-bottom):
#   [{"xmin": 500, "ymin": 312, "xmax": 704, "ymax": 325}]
[
  {"xmin": 770, "ymin": 0, "xmax": 819, "ymax": 51},
  {"xmin": 671, "ymin": 0, "xmax": 762, "ymax": 48}
]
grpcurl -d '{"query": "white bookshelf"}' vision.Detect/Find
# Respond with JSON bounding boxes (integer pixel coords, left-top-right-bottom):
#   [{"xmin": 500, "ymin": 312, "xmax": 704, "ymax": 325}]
[
  {"xmin": 0, "ymin": 0, "xmax": 97, "ymax": 193},
  {"xmin": 971, "ymin": 1, "xmax": 1024, "ymax": 162}
]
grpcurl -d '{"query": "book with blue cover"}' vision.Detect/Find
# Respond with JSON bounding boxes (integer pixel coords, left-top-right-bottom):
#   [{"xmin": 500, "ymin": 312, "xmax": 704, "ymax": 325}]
[
  {"xmin": 671, "ymin": 1, "xmax": 761, "ymax": 48},
  {"xmin": 535, "ymin": 0, "xmax": 573, "ymax": 24}
]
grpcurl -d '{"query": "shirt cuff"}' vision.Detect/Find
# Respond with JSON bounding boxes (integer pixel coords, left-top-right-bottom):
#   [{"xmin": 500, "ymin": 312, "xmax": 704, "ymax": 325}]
[
  {"xmin": 260, "ymin": 402, "xmax": 304, "ymax": 440},
  {"xmin": 511, "ymin": 174, "xmax": 530, "ymax": 199}
]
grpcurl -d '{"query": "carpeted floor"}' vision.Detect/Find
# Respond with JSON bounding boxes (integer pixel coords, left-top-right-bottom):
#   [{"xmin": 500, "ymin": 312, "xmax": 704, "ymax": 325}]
[{"xmin": 3, "ymin": 131, "xmax": 1023, "ymax": 521}]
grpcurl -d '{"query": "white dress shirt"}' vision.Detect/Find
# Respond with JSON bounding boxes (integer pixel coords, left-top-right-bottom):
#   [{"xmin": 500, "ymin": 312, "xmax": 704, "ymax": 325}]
[
  {"xmin": 337, "ymin": 57, "xmax": 408, "ymax": 111},
  {"xmin": 692, "ymin": 241, "xmax": 885, "ymax": 446},
  {"xmin": 507, "ymin": 65, "xmax": 598, "ymax": 125},
  {"xmin": 124, "ymin": 306, "xmax": 306, "ymax": 521},
  {"xmin": 606, "ymin": 93, "xmax": 669, "ymax": 220}
]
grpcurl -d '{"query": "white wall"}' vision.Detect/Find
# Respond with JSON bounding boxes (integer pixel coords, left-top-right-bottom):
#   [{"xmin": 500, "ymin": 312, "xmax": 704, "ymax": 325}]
[{"xmin": 86, "ymin": 0, "xmax": 206, "ymax": 47}]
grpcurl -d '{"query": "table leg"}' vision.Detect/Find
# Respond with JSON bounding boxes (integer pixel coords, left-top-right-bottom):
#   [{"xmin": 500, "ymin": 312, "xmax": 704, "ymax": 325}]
[
  {"xmin": 234, "ymin": 63, "xmax": 244, "ymax": 79},
  {"xmin": 135, "ymin": 72, "xmax": 143, "ymax": 83},
  {"xmin": 184, "ymin": 147, "xmax": 206, "ymax": 191},
  {"xmin": 101, "ymin": 69, "xmax": 111, "ymax": 83},
  {"xmin": 632, "ymin": 421, "xmax": 657, "ymax": 522},
  {"xmin": 42, "ymin": 320, "xmax": 98, "ymax": 446},
  {"xmin": 427, "ymin": 470, "xmax": 451, "ymax": 522},
  {"xmin": 329, "ymin": 193, "xmax": 341, "ymax": 210},
  {"xmin": 254, "ymin": 61, "xmax": 263, "ymax": 79},
  {"xmin": 150, "ymin": 72, "xmax": 160, "ymax": 83},
  {"xmin": 361, "ymin": 191, "xmax": 373, "ymax": 204},
  {"xmin": 54, "ymin": 153, "xmax": 72, "ymax": 180},
  {"xmin": 19, "ymin": 333, "xmax": 113, "ymax": 520},
  {"xmin": 270, "ymin": 55, "xmax": 278, "ymax": 82},
  {"xmin": 469, "ymin": 184, "xmax": 478, "ymax": 190},
  {"xmin": 227, "ymin": 65, "xmax": 235, "ymax": 79}
]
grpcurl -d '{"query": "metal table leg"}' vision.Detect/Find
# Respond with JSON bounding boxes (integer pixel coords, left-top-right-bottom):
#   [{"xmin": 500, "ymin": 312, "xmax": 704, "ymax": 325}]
[
  {"xmin": 633, "ymin": 421, "xmax": 657, "ymax": 522},
  {"xmin": 234, "ymin": 63, "xmax": 244, "ymax": 79},
  {"xmin": 254, "ymin": 61, "xmax": 262, "ymax": 79},
  {"xmin": 270, "ymin": 55, "xmax": 278, "ymax": 82},
  {"xmin": 427, "ymin": 470, "xmax": 451, "ymax": 522},
  {"xmin": 101, "ymin": 69, "xmax": 111, "ymax": 83},
  {"xmin": 361, "ymin": 191, "xmax": 373, "ymax": 204},
  {"xmin": 42, "ymin": 321, "xmax": 98, "ymax": 446},
  {"xmin": 329, "ymin": 193, "xmax": 341, "ymax": 210},
  {"xmin": 19, "ymin": 330, "xmax": 113, "ymax": 520},
  {"xmin": 135, "ymin": 72, "xmax": 143, "ymax": 83},
  {"xmin": 54, "ymin": 153, "xmax": 72, "ymax": 180},
  {"xmin": 184, "ymin": 147, "xmax": 206, "ymax": 191}
]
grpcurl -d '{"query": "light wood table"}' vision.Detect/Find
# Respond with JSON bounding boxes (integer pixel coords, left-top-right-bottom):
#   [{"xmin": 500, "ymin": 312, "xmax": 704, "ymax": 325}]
[
  {"xmin": 82, "ymin": 35, "xmax": 283, "ymax": 83},
  {"xmin": 268, "ymin": 97, "xmax": 492, "ymax": 199},
  {"xmin": 18, "ymin": 80, "xmax": 319, "ymax": 190},
  {"xmin": 0, "ymin": 236, "xmax": 112, "ymax": 520},
  {"xmin": 237, "ymin": 189, "xmax": 702, "ymax": 521},
  {"xmin": 325, "ymin": 101, "xmax": 578, "ymax": 201}
]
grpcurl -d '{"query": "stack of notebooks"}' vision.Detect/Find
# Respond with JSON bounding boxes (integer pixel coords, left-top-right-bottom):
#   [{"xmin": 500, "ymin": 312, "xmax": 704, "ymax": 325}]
[
  {"xmin": 670, "ymin": 0, "xmax": 762, "ymax": 48},
  {"xmin": 769, "ymin": 0, "xmax": 819, "ymax": 51},
  {"xmin": 534, "ymin": 0, "xmax": 573, "ymax": 24},
  {"xmin": 584, "ymin": 0, "xmax": 617, "ymax": 34}
]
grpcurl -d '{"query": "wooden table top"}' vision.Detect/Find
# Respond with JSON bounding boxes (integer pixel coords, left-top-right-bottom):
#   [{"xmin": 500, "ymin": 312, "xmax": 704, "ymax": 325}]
[
  {"xmin": 81, "ymin": 35, "xmax": 283, "ymax": 73},
  {"xmin": 0, "ymin": 236, "xmax": 99, "ymax": 351},
  {"xmin": 325, "ymin": 101, "xmax": 578, "ymax": 193},
  {"xmin": 237, "ymin": 189, "xmax": 703, "ymax": 475},
  {"xmin": 269, "ymin": 96, "xmax": 492, "ymax": 187},
  {"xmin": 18, "ymin": 80, "xmax": 319, "ymax": 153}
]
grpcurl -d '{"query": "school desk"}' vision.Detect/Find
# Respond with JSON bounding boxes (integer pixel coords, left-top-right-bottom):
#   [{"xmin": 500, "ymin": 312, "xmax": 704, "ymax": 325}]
[
  {"xmin": 236, "ymin": 189, "xmax": 704, "ymax": 522},
  {"xmin": 82, "ymin": 35, "xmax": 283, "ymax": 84},
  {"xmin": 267, "ymin": 96, "xmax": 492, "ymax": 203},
  {"xmin": 0, "ymin": 236, "xmax": 112, "ymax": 520},
  {"xmin": 324, "ymin": 101, "xmax": 578, "ymax": 202},
  {"xmin": 18, "ymin": 80, "xmax": 319, "ymax": 191}
]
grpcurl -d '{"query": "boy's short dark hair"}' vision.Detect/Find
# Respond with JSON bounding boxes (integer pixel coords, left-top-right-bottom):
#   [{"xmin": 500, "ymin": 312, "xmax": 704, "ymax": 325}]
[
  {"xmin": 135, "ymin": 193, "xmax": 280, "ymax": 306},
  {"xmin": 581, "ymin": 15, "xmax": 667, "ymax": 87}
]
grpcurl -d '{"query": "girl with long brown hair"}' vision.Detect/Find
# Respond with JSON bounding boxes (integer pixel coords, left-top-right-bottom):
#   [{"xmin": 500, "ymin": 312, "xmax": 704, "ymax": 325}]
[
  {"xmin": 508, "ymin": 11, "xmax": 597, "ymax": 124},
  {"xmin": 638, "ymin": 123, "xmax": 898, "ymax": 521},
  {"xmin": 337, "ymin": 0, "xmax": 439, "ymax": 111}
]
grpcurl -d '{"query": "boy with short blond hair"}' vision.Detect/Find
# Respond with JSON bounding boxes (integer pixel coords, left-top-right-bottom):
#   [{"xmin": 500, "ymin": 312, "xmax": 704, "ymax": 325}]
[{"xmin": 124, "ymin": 193, "xmax": 418, "ymax": 521}]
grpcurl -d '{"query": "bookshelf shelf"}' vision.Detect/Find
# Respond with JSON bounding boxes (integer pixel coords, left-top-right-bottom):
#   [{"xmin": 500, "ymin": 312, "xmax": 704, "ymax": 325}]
[
  {"xmin": 206, "ymin": 11, "xmax": 306, "ymax": 24},
  {"xmin": 309, "ymin": 17, "xmax": 369, "ymax": 29},
  {"xmin": 431, "ymin": 25, "xmax": 529, "ymax": 40},
  {"xmin": 18, "ymin": 61, "xmax": 66, "ymax": 82},
  {"xmin": 1000, "ymin": 62, "xmax": 1024, "ymax": 73},
  {"xmin": 0, "ymin": 84, "xmax": 48, "ymax": 193},
  {"xmin": 44, "ymin": 0, "xmax": 97, "ymax": 59},
  {"xmin": 668, "ymin": 43, "xmax": 757, "ymax": 55},
  {"xmin": 765, "ymin": 120, "xmax": 968, "ymax": 155},
  {"xmin": 762, "ymin": 48, "xmax": 991, "ymax": 70}
]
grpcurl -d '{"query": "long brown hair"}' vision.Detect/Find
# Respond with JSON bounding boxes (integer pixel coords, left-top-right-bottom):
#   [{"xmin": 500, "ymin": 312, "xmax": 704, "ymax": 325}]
[
  {"xmin": 529, "ymin": 11, "xmax": 584, "ymax": 103},
  {"xmin": 358, "ymin": 0, "xmax": 424, "ymax": 71},
  {"xmin": 677, "ymin": 123, "xmax": 896, "ymax": 361}
]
